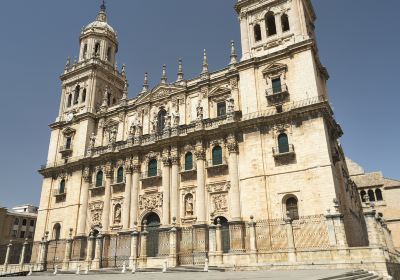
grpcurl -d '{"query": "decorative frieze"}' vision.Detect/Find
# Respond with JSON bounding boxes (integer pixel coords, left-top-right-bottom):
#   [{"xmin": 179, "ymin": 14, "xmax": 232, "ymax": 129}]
[
  {"xmin": 139, "ymin": 193, "xmax": 163, "ymax": 211},
  {"xmin": 89, "ymin": 201, "xmax": 104, "ymax": 228}
]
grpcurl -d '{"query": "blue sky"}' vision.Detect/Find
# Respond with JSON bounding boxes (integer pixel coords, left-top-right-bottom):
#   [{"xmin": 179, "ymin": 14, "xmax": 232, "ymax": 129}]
[{"xmin": 0, "ymin": 1, "xmax": 398, "ymax": 208}]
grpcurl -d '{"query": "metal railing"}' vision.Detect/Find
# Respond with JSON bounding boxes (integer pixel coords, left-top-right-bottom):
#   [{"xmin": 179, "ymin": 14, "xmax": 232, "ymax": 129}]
[
  {"xmin": 266, "ymin": 83, "xmax": 288, "ymax": 96},
  {"xmin": 206, "ymin": 158, "xmax": 228, "ymax": 168},
  {"xmin": 141, "ymin": 169, "xmax": 162, "ymax": 180},
  {"xmin": 53, "ymin": 189, "xmax": 67, "ymax": 197},
  {"xmin": 272, "ymin": 144, "xmax": 295, "ymax": 156}
]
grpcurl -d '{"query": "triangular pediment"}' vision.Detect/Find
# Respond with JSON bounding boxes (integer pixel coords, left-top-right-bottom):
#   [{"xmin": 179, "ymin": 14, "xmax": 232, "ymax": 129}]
[
  {"xmin": 136, "ymin": 83, "xmax": 185, "ymax": 104},
  {"xmin": 208, "ymin": 86, "xmax": 231, "ymax": 98},
  {"xmin": 103, "ymin": 118, "xmax": 119, "ymax": 128},
  {"xmin": 262, "ymin": 63, "xmax": 288, "ymax": 76},
  {"xmin": 62, "ymin": 127, "xmax": 76, "ymax": 135}
]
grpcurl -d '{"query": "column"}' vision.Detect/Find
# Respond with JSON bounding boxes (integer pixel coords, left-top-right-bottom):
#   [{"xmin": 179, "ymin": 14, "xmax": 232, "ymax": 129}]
[
  {"xmin": 227, "ymin": 134, "xmax": 241, "ymax": 221},
  {"xmin": 285, "ymin": 217, "xmax": 296, "ymax": 263},
  {"xmin": 139, "ymin": 224, "xmax": 148, "ymax": 267},
  {"xmin": 215, "ymin": 220, "xmax": 223, "ymax": 265},
  {"xmin": 249, "ymin": 216, "xmax": 258, "ymax": 264},
  {"xmin": 129, "ymin": 227, "xmax": 139, "ymax": 268},
  {"xmin": 239, "ymin": 11, "xmax": 251, "ymax": 60},
  {"xmin": 170, "ymin": 147, "xmax": 180, "ymax": 222},
  {"xmin": 130, "ymin": 160, "xmax": 140, "ymax": 228},
  {"xmin": 162, "ymin": 149, "xmax": 171, "ymax": 225},
  {"xmin": 92, "ymin": 233, "xmax": 103, "ymax": 269},
  {"xmin": 39, "ymin": 232, "xmax": 49, "ymax": 270},
  {"xmin": 77, "ymin": 167, "xmax": 91, "ymax": 236},
  {"xmin": 86, "ymin": 232, "xmax": 95, "ymax": 263},
  {"xmin": 63, "ymin": 229, "xmax": 73, "ymax": 270},
  {"xmin": 102, "ymin": 163, "xmax": 112, "ymax": 232},
  {"xmin": 194, "ymin": 141, "xmax": 206, "ymax": 224},
  {"xmin": 168, "ymin": 222, "xmax": 178, "ymax": 267},
  {"xmin": 19, "ymin": 239, "xmax": 28, "ymax": 267},
  {"xmin": 4, "ymin": 241, "xmax": 12, "ymax": 268},
  {"xmin": 122, "ymin": 159, "xmax": 133, "ymax": 230}
]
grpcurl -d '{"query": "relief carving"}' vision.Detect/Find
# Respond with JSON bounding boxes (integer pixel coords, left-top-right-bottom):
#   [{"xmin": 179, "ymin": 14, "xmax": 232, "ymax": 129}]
[
  {"xmin": 89, "ymin": 201, "xmax": 104, "ymax": 228},
  {"xmin": 139, "ymin": 193, "xmax": 163, "ymax": 211}
]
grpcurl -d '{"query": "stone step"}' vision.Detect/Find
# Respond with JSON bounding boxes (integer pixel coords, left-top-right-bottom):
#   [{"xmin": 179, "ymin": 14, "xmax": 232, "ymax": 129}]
[{"xmin": 318, "ymin": 270, "xmax": 374, "ymax": 280}]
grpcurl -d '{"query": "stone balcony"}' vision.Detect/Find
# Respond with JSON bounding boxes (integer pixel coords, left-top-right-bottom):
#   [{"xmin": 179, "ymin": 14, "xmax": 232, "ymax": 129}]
[
  {"xmin": 89, "ymin": 185, "xmax": 105, "ymax": 197},
  {"xmin": 53, "ymin": 189, "xmax": 67, "ymax": 203},
  {"xmin": 111, "ymin": 181, "xmax": 125, "ymax": 194},
  {"xmin": 272, "ymin": 144, "xmax": 295, "ymax": 159},
  {"xmin": 265, "ymin": 84, "xmax": 289, "ymax": 105},
  {"xmin": 59, "ymin": 144, "xmax": 73, "ymax": 157},
  {"xmin": 141, "ymin": 170, "xmax": 162, "ymax": 181}
]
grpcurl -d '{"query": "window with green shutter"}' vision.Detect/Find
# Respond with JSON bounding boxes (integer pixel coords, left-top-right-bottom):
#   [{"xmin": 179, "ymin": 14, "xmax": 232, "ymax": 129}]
[
  {"xmin": 59, "ymin": 179, "xmax": 66, "ymax": 194},
  {"xmin": 96, "ymin": 171, "xmax": 103, "ymax": 187},
  {"xmin": 117, "ymin": 167, "xmax": 124, "ymax": 183},
  {"xmin": 212, "ymin": 146, "xmax": 223, "ymax": 166},
  {"xmin": 148, "ymin": 159, "xmax": 158, "ymax": 177},
  {"xmin": 272, "ymin": 77, "xmax": 282, "ymax": 94},
  {"xmin": 185, "ymin": 152, "xmax": 193, "ymax": 171},
  {"xmin": 278, "ymin": 133, "xmax": 289, "ymax": 153}
]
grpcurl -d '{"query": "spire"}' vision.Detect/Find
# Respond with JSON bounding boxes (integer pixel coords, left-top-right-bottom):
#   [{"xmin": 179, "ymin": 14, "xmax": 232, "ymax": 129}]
[
  {"xmin": 229, "ymin": 40, "xmax": 238, "ymax": 70},
  {"xmin": 96, "ymin": 1, "xmax": 107, "ymax": 22},
  {"xmin": 201, "ymin": 49, "xmax": 210, "ymax": 80},
  {"xmin": 176, "ymin": 59, "xmax": 184, "ymax": 83},
  {"xmin": 161, "ymin": 65, "xmax": 167, "ymax": 84},
  {"xmin": 141, "ymin": 73, "xmax": 149, "ymax": 94},
  {"xmin": 120, "ymin": 79, "xmax": 128, "ymax": 106}
]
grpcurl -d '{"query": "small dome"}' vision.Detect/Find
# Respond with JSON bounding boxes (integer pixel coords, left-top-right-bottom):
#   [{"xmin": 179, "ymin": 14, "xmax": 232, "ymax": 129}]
[{"xmin": 83, "ymin": 3, "xmax": 116, "ymax": 35}]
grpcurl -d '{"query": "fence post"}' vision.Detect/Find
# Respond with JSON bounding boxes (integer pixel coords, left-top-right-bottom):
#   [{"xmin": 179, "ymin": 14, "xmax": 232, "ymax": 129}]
[
  {"xmin": 215, "ymin": 218, "xmax": 223, "ymax": 265},
  {"xmin": 3, "ymin": 240, "xmax": 12, "ymax": 272},
  {"xmin": 168, "ymin": 217, "xmax": 178, "ymax": 267},
  {"xmin": 129, "ymin": 223, "xmax": 139, "ymax": 269},
  {"xmin": 39, "ymin": 231, "xmax": 49, "ymax": 271},
  {"xmin": 63, "ymin": 228, "xmax": 73, "ymax": 271},
  {"xmin": 139, "ymin": 221, "xmax": 148, "ymax": 268},
  {"xmin": 284, "ymin": 213, "xmax": 296, "ymax": 263},
  {"xmin": 86, "ymin": 231, "xmax": 95, "ymax": 265},
  {"xmin": 92, "ymin": 232, "xmax": 103, "ymax": 270},
  {"xmin": 248, "ymin": 216, "xmax": 258, "ymax": 263},
  {"xmin": 208, "ymin": 224, "xmax": 217, "ymax": 265},
  {"xmin": 19, "ymin": 238, "xmax": 28, "ymax": 268}
]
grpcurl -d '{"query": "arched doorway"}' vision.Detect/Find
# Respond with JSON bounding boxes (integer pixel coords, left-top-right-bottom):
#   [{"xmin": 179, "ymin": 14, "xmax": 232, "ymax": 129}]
[
  {"xmin": 142, "ymin": 212, "xmax": 161, "ymax": 257},
  {"xmin": 214, "ymin": 216, "xmax": 230, "ymax": 253}
]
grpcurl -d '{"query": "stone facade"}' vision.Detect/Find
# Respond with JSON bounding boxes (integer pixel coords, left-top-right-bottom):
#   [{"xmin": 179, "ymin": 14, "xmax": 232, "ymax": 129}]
[
  {"xmin": 32, "ymin": 1, "xmax": 400, "ymax": 278},
  {"xmin": 347, "ymin": 157, "xmax": 400, "ymax": 251}
]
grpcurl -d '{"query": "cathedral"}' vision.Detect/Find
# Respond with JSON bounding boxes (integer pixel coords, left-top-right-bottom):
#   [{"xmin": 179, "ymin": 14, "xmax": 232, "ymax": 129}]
[{"xmin": 33, "ymin": 0, "xmax": 400, "ymax": 277}]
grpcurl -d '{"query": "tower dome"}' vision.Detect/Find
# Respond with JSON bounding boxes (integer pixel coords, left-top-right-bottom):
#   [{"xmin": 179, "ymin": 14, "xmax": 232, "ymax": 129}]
[{"xmin": 83, "ymin": 2, "xmax": 116, "ymax": 35}]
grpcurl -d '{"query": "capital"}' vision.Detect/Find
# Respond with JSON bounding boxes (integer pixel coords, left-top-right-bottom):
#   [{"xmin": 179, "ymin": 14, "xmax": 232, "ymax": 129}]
[{"xmin": 226, "ymin": 133, "xmax": 238, "ymax": 153}]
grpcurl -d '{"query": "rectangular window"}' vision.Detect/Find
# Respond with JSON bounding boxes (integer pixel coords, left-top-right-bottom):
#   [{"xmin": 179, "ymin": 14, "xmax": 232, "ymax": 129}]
[
  {"xmin": 20, "ymin": 231, "xmax": 25, "ymax": 238},
  {"xmin": 66, "ymin": 137, "xmax": 72, "ymax": 149},
  {"xmin": 11, "ymin": 230, "xmax": 17, "ymax": 238},
  {"xmin": 30, "ymin": 220, "xmax": 35, "ymax": 227},
  {"xmin": 272, "ymin": 78, "xmax": 282, "ymax": 94},
  {"xmin": 217, "ymin": 102, "xmax": 226, "ymax": 117}
]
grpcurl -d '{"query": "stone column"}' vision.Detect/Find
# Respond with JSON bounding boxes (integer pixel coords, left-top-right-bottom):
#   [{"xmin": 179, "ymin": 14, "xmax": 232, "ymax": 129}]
[
  {"xmin": 248, "ymin": 216, "xmax": 258, "ymax": 263},
  {"xmin": 4, "ymin": 240, "xmax": 12, "ymax": 269},
  {"xmin": 77, "ymin": 167, "xmax": 91, "ymax": 236},
  {"xmin": 86, "ymin": 232, "xmax": 95, "ymax": 263},
  {"xmin": 162, "ymin": 149, "xmax": 171, "ymax": 225},
  {"xmin": 39, "ymin": 232, "xmax": 49, "ymax": 270},
  {"xmin": 227, "ymin": 133, "xmax": 241, "ymax": 221},
  {"xmin": 239, "ymin": 12, "xmax": 251, "ymax": 60},
  {"xmin": 215, "ymin": 219, "xmax": 223, "ymax": 265},
  {"xmin": 102, "ymin": 163, "xmax": 113, "ymax": 232},
  {"xmin": 63, "ymin": 229, "xmax": 73, "ymax": 270},
  {"xmin": 19, "ymin": 239, "xmax": 28, "ymax": 267},
  {"xmin": 168, "ymin": 219, "xmax": 178, "ymax": 267},
  {"xmin": 122, "ymin": 159, "xmax": 133, "ymax": 230},
  {"xmin": 130, "ymin": 157, "xmax": 140, "ymax": 228},
  {"xmin": 284, "ymin": 216, "xmax": 296, "ymax": 263},
  {"xmin": 194, "ymin": 141, "xmax": 206, "ymax": 224},
  {"xmin": 92, "ymin": 233, "xmax": 103, "ymax": 269},
  {"xmin": 170, "ymin": 147, "xmax": 180, "ymax": 223},
  {"xmin": 139, "ymin": 224, "xmax": 148, "ymax": 267},
  {"xmin": 129, "ymin": 225, "xmax": 139, "ymax": 269}
]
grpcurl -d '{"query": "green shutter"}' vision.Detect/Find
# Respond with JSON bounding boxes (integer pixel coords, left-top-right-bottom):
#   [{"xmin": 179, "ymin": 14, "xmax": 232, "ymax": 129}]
[
  {"xmin": 278, "ymin": 134, "xmax": 289, "ymax": 153},
  {"xmin": 59, "ymin": 180, "xmax": 65, "ymax": 194},
  {"xmin": 212, "ymin": 146, "xmax": 223, "ymax": 165},
  {"xmin": 272, "ymin": 78, "xmax": 282, "ymax": 94},
  {"xmin": 148, "ymin": 159, "xmax": 157, "ymax": 177},
  {"xmin": 96, "ymin": 171, "xmax": 103, "ymax": 187},
  {"xmin": 185, "ymin": 153, "xmax": 193, "ymax": 170},
  {"xmin": 117, "ymin": 167, "xmax": 124, "ymax": 183}
]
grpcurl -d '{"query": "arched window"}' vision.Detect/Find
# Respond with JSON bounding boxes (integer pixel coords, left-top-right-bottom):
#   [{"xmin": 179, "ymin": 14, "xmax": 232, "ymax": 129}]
[
  {"xmin": 266, "ymin": 12, "xmax": 277, "ymax": 36},
  {"xmin": 82, "ymin": 89, "xmax": 86, "ymax": 103},
  {"xmin": 281, "ymin": 13, "xmax": 290, "ymax": 32},
  {"xmin": 59, "ymin": 179, "xmax": 66, "ymax": 194},
  {"xmin": 65, "ymin": 137, "xmax": 72, "ymax": 150},
  {"xmin": 368, "ymin": 189, "xmax": 375, "ymax": 202},
  {"xmin": 67, "ymin": 94, "xmax": 72, "ymax": 107},
  {"xmin": 286, "ymin": 197, "xmax": 299, "ymax": 220},
  {"xmin": 106, "ymin": 47, "xmax": 111, "ymax": 62},
  {"xmin": 94, "ymin": 42, "xmax": 100, "ymax": 56},
  {"xmin": 22, "ymin": 219, "xmax": 27, "ymax": 226},
  {"xmin": 278, "ymin": 133, "xmax": 290, "ymax": 153},
  {"xmin": 74, "ymin": 85, "xmax": 80, "ymax": 105},
  {"xmin": 375, "ymin": 188, "xmax": 383, "ymax": 201},
  {"xmin": 212, "ymin": 146, "xmax": 223, "ymax": 166},
  {"xmin": 185, "ymin": 152, "xmax": 193, "ymax": 171},
  {"xmin": 53, "ymin": 223, "xmax": 61, "ymax": 240},
  {"xmin": 107, "ymin": 92, "xmax": 112, "ymax": 106},
  {"xmin": 96, "ymin": 171, "xmax": 103, "ymax": 187},
  {"xmin": 148, "ymin": 159, "xmax": 157, "ymax": 177},
  {"xmin": 83, "ymin": 44, "xmax": 88, "ymax": 59},
  {"xmin": 14, "ymin": 218, "xmax": 19, "ymax": 225},
  {"xmin": 360, "ymin": 190, "xmax": 366, "ymax": 202},
  {"xmin": 254, "ymin": 24, "xmax": 262, "ymax": 42},
  {"xmin": 116, "ymin": 167, "xmax": 124, "ymax": 183},
  {"xmin": 157, "ymin": 109, "xmax": 167, "ymax": 133}
]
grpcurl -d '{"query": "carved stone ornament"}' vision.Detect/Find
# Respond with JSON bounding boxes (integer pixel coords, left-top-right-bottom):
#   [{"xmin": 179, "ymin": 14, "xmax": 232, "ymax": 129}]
[
  {"xmin": 105, "ymin": 162, "xmax": 113, "ymax": 178},
  {"xmin": 146, "ymin": 151, "xmax": 158, "ymax": 162},
  {"xmin": 125, "ymin": 158, "xmax": 133, "ymax": 174},
  {"xmin": 89, "ymin": 201, "xmax": 104, "ymax": 228},
  {"xmin": 211, "ymin": 193, "xmax": 228, "ymax": 215},
  {"xmin": 226, "ymin": 133, "xmax": 238, "ymax": 153},
  {"xmin": 83, "ymin": 167, "xmax": 91, "ymax": 183},
  {"xmin": 194, "ymin": 142, "xmax": 205, "ymax": 160},
  {"xmin": 207, "ymin": 181, "xmax": 231, "ymax": 193},
  {"xmin": 139, "ymin": 193, "xmax": 163, "ymax": 211}
]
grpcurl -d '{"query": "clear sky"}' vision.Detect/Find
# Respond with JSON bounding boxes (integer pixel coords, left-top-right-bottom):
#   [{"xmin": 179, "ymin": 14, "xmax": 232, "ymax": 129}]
[{"xmin": 0, "ymin": 1, "xmax": 398, "ymax": 208}]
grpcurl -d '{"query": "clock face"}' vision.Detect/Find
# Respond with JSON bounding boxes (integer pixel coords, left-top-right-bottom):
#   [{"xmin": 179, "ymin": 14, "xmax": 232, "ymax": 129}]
[{"xmin": 65, "ymin": 113, "xmax": 74, "ymax": 122}]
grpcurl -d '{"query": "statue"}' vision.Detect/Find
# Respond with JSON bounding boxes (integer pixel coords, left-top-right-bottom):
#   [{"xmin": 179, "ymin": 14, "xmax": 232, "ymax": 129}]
[
  {"xmin": 185, "ymin": 194, "xmax": 194, "ymax": 216},
  {"xmin": 109, "ymin": 127, "xmax": 117, "ymax": 144},
  {"xmin": 196, "ymin": 100, "xmax": 203, "ymax": 121},
  {"xmin": 114, "ymin": 204, "xmax": 121, "ymax": 224},
  {"xmin": 89, "ymin": 133, "xmax": 96, "ymax": 149}
]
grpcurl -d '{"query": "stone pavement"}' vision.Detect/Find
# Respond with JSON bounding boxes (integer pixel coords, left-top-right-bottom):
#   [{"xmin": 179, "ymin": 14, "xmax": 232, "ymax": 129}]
[{"xmin": 3, "ymin": 269, "xmax": 351, "ymax": 280}]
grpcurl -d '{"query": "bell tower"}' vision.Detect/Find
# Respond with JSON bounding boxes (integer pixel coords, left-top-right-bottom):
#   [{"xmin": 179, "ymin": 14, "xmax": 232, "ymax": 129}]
[{"xmin": 235, "ymin": 0, "xmax": 316, "ymax": 60}]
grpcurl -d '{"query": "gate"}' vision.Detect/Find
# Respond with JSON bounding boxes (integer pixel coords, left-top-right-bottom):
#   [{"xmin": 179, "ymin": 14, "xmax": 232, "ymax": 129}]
[
  {"xmin": 100, "ymin": 234, "xmax": 131, "ymax": 268},
  {"xmin": 46, "ymin": 240, "xmax": 65, "ymax": 270},
  {"xmin": 178, "ymin": 227, "xmax": 207, "ymax": 266}
]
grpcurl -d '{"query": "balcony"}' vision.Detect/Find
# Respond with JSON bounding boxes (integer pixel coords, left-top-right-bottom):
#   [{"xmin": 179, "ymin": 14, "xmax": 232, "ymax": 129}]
[
  {"xmin": 141, "ymin": 169, "xmax": 162, "ymax": 181},
  {"xmin": 89, "ymin": 185, "xmax": 105, "ymax": 197},
  {"xmin": 272, "ymin": 144, "xmax": 295, "ymax": 159},
  {"xmin": 206, "ymin": 159, "xmax": 228, "ymax": 175},
  {"xmin": 59, "ymin": 144, "xmax": 73, "ymax": 157},
  {"xmin": 53, "ymin": 189, "xmax": 67, "ymax": 202},
  {"xmin": 266, "ymin": 84, "xmax": 289, "ymax": 105},
  {"xmin": 180, "ymin": 165, "xmax": 197, "ymax": 181},
  {"xmin": 111, "ymin": 181, "xmax": 125, "ymax": 193}
]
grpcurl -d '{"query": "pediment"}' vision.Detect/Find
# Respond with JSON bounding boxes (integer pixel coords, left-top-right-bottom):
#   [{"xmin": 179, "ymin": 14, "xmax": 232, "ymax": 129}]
[
  {"xmin": 208, "ymin": 86, "xmax": 231, "ymax": 98},
  {"xmin": 262, "ymin": 63, "xmax": 288, "ymax": 76},
  {"xmin": 62, "ymin": 127, "xmax": 76, "ymax": 136},
  {"xmin": 103, "ymin": 118, "xmax": 119, "ymax": 128},
  {"xmin": 137, "ymin": 84, "xmax": 184, "ymax": 104}
]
